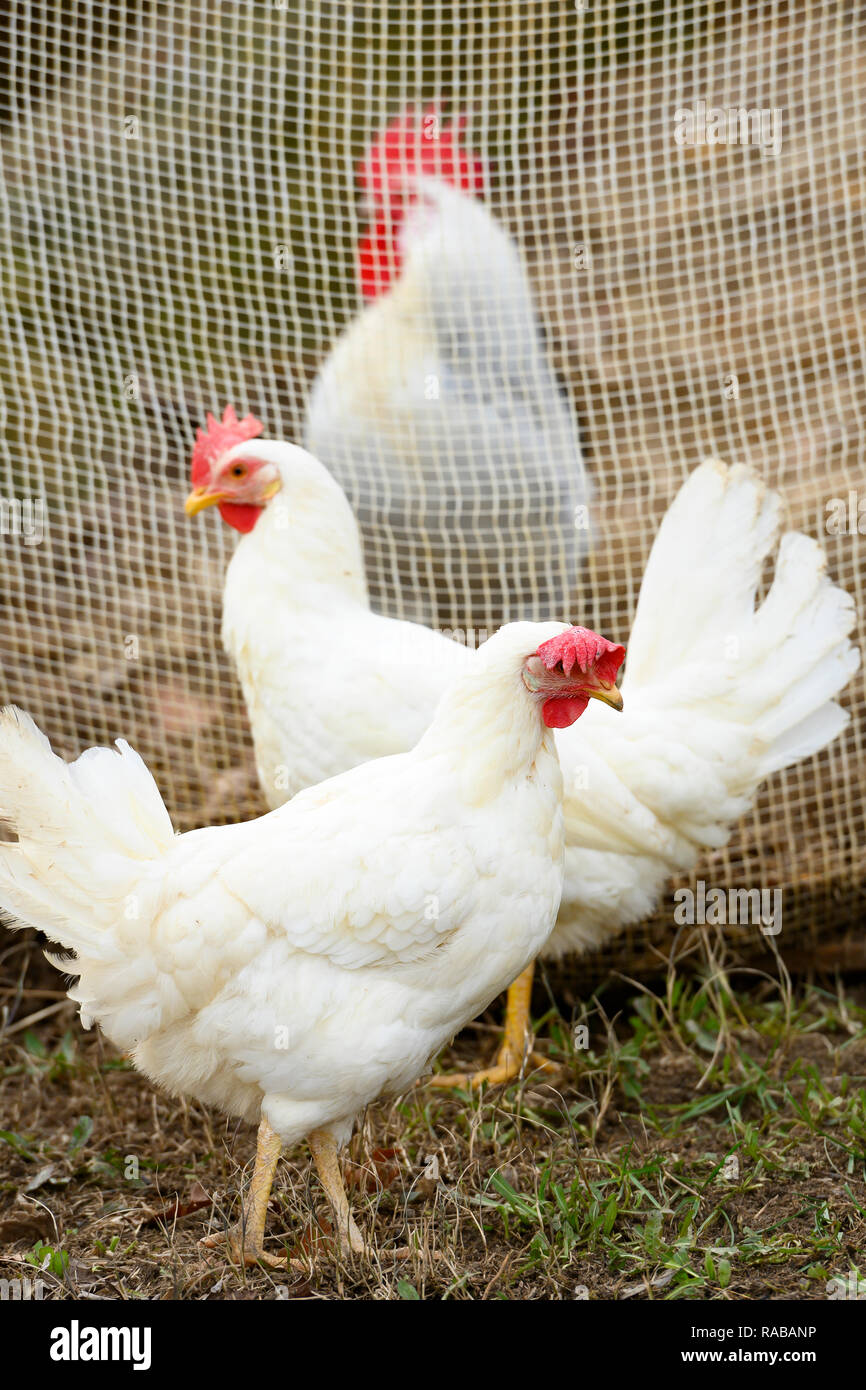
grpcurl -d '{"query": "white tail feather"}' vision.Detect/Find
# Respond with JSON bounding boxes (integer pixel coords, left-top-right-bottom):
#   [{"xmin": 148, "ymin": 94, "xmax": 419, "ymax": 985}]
[
  {"xmin": 0, "ymin": 707, "xmax": 177, "ymax": 1038},
  {"xmin": 624, "ymin": 460, "xmax": 859, "ymax": 782},
  {"xmin": 619, "ymin": 458, "xmax": 856, "ymax": 811},
  {"xmin": 554, "ymin": 459, "xmax": 859, "ymax": 958}
]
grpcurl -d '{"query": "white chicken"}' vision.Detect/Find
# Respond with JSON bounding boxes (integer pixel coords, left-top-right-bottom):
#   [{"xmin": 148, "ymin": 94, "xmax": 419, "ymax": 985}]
[
  {"xmin": 0, "ymin": 621, "xmax": 624, "ymax": 1264},
  {"xmin": 304, "ymin": 103, "xmax": 589, "ymax": 628},
  {"xmin": 186, "ymin": 412, "xmax": 859, "ymax": 1086}
]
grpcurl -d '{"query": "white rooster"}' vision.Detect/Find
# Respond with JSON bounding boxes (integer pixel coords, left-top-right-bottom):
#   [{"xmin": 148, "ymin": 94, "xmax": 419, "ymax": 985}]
[
  {"xmin": 304, "ymin": 103, "xmax": 589, "ymax": 628},
  {"xmin": 0, "ymin": 622, "xmax": 623, "ymax": 1264},
  {"xmin": 186, "ymin": 410, "xmax": 859, "ymax": 1087}
]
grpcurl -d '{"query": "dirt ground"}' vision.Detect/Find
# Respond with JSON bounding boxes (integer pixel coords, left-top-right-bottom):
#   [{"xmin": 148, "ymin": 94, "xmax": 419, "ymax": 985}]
[{"xmin": 2, "ymin": 938, "xmax": 864, "ymax": 1302}]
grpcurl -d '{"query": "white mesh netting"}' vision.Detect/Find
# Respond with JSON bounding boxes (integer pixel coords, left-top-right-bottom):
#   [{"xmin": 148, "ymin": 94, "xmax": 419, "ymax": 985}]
[{"xmin": 0, "ymin": 2, "xmax": 863, "ymax": 978}]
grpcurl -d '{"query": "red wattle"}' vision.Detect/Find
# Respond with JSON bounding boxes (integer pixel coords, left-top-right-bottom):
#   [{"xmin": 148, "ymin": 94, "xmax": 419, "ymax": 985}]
[
  {"xmin": 542, "ymin": 695, "xmax": 589, "ymax": 728},
  {"xmin": 358, "ymin": 217, "xmax": 402, "ymax": 300},
  {"xmin": 218, "ymin": 502, "xmax": 264, "ymax": 534}
]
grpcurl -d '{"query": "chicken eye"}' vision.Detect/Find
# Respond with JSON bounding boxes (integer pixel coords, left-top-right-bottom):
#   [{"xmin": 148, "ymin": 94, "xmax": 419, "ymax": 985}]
[{"xmin": 230, "ymin": 464, "xmax": 246, "ymax": 478}]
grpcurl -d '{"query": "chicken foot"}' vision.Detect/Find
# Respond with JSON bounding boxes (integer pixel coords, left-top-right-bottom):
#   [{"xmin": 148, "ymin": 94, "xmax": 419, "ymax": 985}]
[
  {"xmin": 308, "ymin": 1127, "xmax": 367, "ymax": 1257},
  {"xmin": 201, "ymin": 1118, "xmax": 369, "ymax": 1266},
  {"xmin": 201, "ymin": 1115, "xmax": 285, "ymax": 1268},
  {"xmin": 428, "ymin": 962, "xmax": 557, "ymax": 1089}
]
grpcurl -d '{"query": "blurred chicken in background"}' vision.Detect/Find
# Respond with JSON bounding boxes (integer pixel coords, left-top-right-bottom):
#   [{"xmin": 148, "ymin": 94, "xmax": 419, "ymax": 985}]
[{"xmin": 304, "ymin": 103, "xmax": 590, "ymax": 629}]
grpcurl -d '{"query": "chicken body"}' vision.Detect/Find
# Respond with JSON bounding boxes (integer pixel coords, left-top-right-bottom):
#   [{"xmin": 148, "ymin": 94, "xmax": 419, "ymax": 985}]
[
  {"xmin": 221, "ymin": 442, "xmax": 468, "ymax": 798},
  {"xmin": 305, "ymin": 176, "xmax": 589, "ymax": 628},
  {"xmin": 214, "ymin": 444, "xmax": 858, "ymax": 974},
  {"xmin": 0, "ymin": 622, "xmax": 574, "ymax": 1152}
]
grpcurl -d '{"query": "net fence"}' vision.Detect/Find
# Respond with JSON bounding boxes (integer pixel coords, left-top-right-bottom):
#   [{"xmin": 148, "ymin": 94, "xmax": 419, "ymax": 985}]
[{"xmin": 0, "ymin": 1, "xmax": 864, "ymax": 983}]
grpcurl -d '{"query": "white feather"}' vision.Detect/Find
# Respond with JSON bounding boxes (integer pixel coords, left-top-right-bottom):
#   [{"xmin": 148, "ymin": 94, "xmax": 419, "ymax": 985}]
[
  {"xmin": 0, "ymin": 623, "xmax": 569, "ymax": 1144},
  {"xmin": 305, "ymin": 177, "xmax": 589, "ymax": 626},
  {"xmin": 218, "ymin": 453, "xmax": 858, "ymax": 966}
]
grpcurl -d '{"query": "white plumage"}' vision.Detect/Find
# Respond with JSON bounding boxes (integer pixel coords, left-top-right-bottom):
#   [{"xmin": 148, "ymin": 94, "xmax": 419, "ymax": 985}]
[
  {"xmin": 305, "ymin": 159, "xmax": 589, "ymax": 627},
  {"xmin": 0, "ymin": 622, "xmax": 581, "ymax": 1149},
  {"xmin": 553, "ymin": 461, "xmax": 859, "ymax": 957},
  {"xmin": 210, "ymin": 446, "xmax": 858, "ymax": 974}
]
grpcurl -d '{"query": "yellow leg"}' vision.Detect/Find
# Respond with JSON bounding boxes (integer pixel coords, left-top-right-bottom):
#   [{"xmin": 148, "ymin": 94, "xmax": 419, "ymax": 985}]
[
  {"xmin": 201, "ymin": 1115, "xmax": 285, "ymax": 1267},
  {"xmin": 308, "ymin": 1128, "xmax": 366, "ymax": 1256},
  {"xmin": 429, "ymin": 961, "xmax": 557, "ymax": 1089}
]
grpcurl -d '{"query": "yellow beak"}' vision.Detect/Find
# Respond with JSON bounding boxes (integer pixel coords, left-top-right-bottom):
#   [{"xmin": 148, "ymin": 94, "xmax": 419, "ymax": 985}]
[
  {"xmin": 588, "ymin": 683, "xmax": 624, "ymax": 712},
  {"xmin": 184, "ymin": 486, "xmax": 224, "ymax": 517}
]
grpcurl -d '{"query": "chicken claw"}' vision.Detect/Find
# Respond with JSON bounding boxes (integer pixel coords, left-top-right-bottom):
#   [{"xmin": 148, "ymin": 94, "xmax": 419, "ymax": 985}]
[
  {"xmin": 428, "ymin": 962, "xmax": 558, "ymax": 1089},
  {"xmin": 309, "ymin": 1128, "xmax": 368, "ymax": 1258},
  {"xmin": 201, "ymin": 1116, "xmax": 286, "ymax": 1268},
  {"xmin": 429, "ymin": 1045, "xmax": 557, "ymax": 1091},
  {"xmin": 200, "ymin": 1225, "xmax": 287, "ymax": 1270}
]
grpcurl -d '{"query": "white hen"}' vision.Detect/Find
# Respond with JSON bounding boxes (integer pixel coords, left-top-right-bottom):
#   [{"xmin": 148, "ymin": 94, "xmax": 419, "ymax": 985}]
[
  {"xmin": 304, "ymin": 104, "xmax": 589, "ymax": 628},
  {"xmin": 0, "ymin": 621, "xmax": 623, "ymax": 1262},
  {"xmin": 187, "ymin": 419, "xmax": 859, "ymax": 1086}
]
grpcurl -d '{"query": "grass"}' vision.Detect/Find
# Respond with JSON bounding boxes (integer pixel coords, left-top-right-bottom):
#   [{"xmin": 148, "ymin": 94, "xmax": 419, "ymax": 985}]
[{"xmin": 1, "ymin": 950, "xmax": 865, "ymax": 1301}]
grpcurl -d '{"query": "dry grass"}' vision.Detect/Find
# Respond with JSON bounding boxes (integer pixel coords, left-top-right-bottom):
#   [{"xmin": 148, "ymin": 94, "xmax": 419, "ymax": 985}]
[{"xmin": 2, "ymin": 935, "xmax": 864, "ymax": 1302}]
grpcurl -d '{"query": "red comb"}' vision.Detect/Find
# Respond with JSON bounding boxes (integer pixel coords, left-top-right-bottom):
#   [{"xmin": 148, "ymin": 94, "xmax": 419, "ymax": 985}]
[
  {"xmin": 191, "ymin": 405, "xmax": 264, "ymax": 485},
  {"xmin": 537, "ymin": 627, "xmax": 626, "ymax": 687},
  {"xmin": 357, "ymin": 102, "xmax": 486, "ymax": 200}
]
